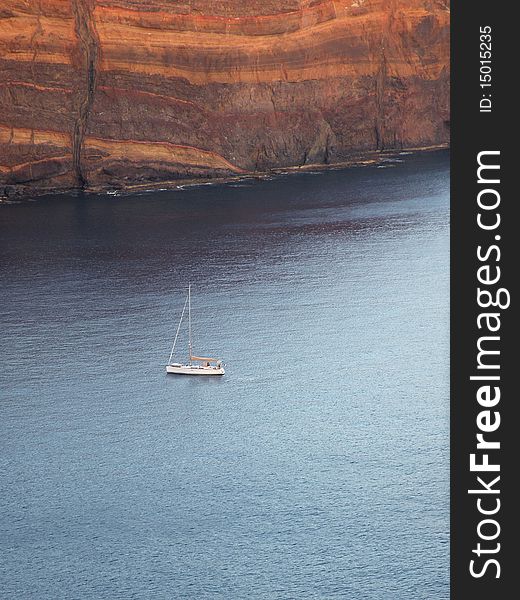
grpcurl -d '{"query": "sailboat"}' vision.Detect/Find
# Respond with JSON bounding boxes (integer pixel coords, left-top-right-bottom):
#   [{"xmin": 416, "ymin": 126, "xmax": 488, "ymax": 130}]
[{"xmin": 165, "ymin": 284, "xmax": 225, "ymax": 376}]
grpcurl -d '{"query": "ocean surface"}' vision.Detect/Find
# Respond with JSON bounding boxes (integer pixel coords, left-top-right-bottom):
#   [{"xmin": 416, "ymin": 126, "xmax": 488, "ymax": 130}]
[{"xmin": 0, "ymin": 151, "xmax": 449, "ymax": 599}]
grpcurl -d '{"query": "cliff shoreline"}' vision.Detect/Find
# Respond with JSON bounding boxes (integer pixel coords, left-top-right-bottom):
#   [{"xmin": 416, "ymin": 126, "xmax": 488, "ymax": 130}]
[
  {"xmin": 1, "ymin": 1, "xmax": 449, "ymax": 198},
  {"xmin": 1, "ymin": 144, "xmax": 448, "ymax": 203}
]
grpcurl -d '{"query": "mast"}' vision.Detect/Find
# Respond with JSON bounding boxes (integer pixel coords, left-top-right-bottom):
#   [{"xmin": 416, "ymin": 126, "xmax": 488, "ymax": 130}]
[
  {"xmin": 188, "ymin": 283, "xmax": 192, "ymax": 364},
  {"xmin": 168, "ymin": 292, "xmax": 189, "ymax": 365}
]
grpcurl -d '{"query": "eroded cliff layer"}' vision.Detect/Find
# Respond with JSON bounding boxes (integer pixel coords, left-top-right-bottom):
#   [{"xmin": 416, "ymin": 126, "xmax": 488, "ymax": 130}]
[{"xmin": 0, "ymin": 0, "xmax": 449, "ymax": 194}]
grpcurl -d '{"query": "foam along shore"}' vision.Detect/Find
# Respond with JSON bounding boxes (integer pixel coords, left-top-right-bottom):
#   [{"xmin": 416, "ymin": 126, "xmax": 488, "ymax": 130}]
[{"xmin": 1, "ymin": 145, "xmax": 449, "ymax": 203}]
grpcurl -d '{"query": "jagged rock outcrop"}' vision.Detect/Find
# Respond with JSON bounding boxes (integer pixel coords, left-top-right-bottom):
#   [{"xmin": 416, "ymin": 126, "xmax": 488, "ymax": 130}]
[{"xmin": 0, "ymin": 0, "xmax": 449, "ymax": 195}]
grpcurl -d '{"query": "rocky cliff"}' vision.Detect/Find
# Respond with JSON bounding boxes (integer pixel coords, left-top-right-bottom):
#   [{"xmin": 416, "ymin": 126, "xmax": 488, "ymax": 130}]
[{"xmin": 0, "ymin": 0, "xmax": 449, "ymax": 195}]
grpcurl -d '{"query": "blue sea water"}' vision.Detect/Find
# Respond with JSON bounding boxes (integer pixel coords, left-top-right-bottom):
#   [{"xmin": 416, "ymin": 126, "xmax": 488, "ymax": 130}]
[{"xmin": 0, "ymin": 151, "xmax": 449, "ymax": 599}]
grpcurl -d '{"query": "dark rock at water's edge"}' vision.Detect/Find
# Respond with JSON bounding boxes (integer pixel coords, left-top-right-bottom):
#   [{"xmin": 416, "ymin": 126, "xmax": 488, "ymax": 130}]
[
  {"xmin": 0, "ymin": 1, "xmax": 450, "ymax": 198},
  {"xmin": 0, "ymin": 146, "xmax": 449, "ymax": 203}
]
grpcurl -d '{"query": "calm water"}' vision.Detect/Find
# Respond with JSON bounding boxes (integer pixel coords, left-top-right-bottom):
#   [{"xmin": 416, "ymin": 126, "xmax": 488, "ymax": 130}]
[{"xmin": 0, "ymin": 151, "xmax": 449, "ymax": 599}]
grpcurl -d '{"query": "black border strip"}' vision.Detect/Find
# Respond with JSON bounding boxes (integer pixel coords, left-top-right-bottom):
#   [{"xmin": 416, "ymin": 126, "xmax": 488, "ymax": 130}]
[{"xmin": 451, "ymin": 2, "xmax": 513, "ymax": 597}]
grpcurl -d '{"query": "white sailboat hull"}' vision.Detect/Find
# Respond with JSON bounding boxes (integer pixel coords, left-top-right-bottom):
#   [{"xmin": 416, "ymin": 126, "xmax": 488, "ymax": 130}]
[
  {"xmin": 166, "ymin": 364, "xmax": 225, "ymax": 376},
  {"xmin": 166, "ymin": 285, "xmax": 225, "ymax": 376}
]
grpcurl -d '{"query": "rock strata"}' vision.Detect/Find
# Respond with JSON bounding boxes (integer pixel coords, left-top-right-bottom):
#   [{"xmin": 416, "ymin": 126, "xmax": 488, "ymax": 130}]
[{"xmin": 0, "ymin": 0, "xmax": 449, "ymax": 195}]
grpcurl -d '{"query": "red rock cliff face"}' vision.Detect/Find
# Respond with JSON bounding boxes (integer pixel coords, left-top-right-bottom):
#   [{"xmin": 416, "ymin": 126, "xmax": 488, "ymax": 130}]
[{"xmin": 0, "ymin": 0, "xmax": 449, "ymax": 194}]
